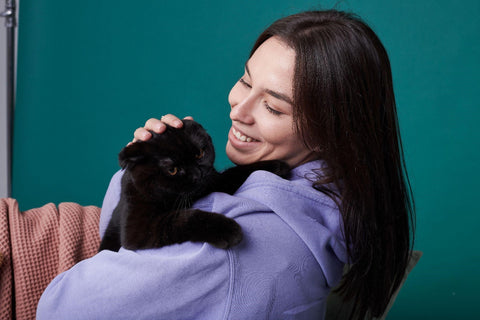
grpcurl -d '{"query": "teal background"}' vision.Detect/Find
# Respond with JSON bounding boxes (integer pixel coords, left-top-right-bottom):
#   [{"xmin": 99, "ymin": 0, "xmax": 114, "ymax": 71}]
[{"xmin": 12, "ymin": 0, "xmax": 480, "ymax": 318}]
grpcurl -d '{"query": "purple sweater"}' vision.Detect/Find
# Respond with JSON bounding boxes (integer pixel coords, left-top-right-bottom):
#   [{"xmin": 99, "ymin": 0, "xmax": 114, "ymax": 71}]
[{"xmin": 37, "ymin": 160, "xmax": 347, "ymax": 319}]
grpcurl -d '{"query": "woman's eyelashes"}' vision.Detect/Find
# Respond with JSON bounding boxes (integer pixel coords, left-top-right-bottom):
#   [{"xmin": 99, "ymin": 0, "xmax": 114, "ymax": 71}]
[
  {"xmin": 239, "ymin": 77, "xmax": 251, "ymax": 88},
  {"xmin": 264, "ymin": 102, "xmax": 282, "ymax": 116}
]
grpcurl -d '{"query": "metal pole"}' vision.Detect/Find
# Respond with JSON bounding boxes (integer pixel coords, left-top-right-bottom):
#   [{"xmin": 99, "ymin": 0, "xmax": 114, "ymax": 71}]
[
  {"xmin": 6, "ymin": 0, "xmax": 15, "ymax": 197},
  {"xmin": 1, "ymin": 0, "xmax": 16, "ymax": 196}
]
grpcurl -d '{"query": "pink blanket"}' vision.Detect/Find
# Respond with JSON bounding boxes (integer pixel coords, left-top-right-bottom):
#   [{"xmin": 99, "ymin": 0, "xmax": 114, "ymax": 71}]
[{"xmin": 0, "ymin": 198, "xmax": 101, "ymax": 320}]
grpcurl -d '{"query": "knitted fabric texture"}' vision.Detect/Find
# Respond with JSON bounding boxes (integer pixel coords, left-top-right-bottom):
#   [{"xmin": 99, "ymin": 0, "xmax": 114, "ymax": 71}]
[{"xmin": 0, "ymin": 198, "xmax": 101, "ymax": 320}]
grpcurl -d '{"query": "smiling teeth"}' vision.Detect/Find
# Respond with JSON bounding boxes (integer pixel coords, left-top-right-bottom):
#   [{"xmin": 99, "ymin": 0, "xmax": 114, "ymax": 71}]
[{"xmin": 233, "ymin": 128, "xmax": 253, "ymax": 142}]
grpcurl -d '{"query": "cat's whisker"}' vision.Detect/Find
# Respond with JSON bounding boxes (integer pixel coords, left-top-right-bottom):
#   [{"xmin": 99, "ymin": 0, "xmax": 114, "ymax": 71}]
[
  {"xmin": 182, "ymin": 196, "xmax": 193, "ymax": 210},
  {"xmin": 174, "ymin": 195, "xmax": 191, "ymax": 211}
]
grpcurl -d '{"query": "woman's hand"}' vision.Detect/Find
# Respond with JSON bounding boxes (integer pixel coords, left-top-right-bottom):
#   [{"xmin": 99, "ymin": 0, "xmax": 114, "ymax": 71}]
[{"xmin": 130, "ymin": 115, "xmax": 194, "ymax": 144}]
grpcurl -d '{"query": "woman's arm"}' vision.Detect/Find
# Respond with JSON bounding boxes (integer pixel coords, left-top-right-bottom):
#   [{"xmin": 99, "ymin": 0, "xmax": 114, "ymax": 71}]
[
  {"xmin": 36, "ymin": 242, "xmax": 233, "ymax": 319},
  {"xmin": 99, "ymin": 169, "xmax": 123, "ymax": 237},
  {"xmin": 38, "ymin": 114, "xmax": 236, "ymax": 319}
]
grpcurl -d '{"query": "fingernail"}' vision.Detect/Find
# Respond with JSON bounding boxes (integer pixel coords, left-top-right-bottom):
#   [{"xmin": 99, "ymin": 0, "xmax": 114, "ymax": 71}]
[
  {"xmin": 143, "ymin": 131, "xmax": 152, "ymax": 139},
  {"xmin": 153, "ymin": 123, "xmax": 163, "ymax": 132},
  {"xmin": 173, "ymin": 120, "xmax": 182, "ymax": 127}
]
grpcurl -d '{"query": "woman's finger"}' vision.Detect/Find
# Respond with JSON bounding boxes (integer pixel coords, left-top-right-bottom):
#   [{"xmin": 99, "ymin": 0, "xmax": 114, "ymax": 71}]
[
  {"xmin": 145, "ymin": 118, "xmax": 167, "ymax": 133},
  {"xmin": 132, "ymin": 127, "xmax": 153, "ymax": 143},
  {"xmin": 160, "ymin": 114, "xmax": 183, "ymax": 128}
]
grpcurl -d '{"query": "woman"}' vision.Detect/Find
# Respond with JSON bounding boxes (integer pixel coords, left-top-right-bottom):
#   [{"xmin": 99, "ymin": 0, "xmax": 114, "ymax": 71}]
[{"xmin": 37, "ymin": 10, "xmax": 414, "ymax": 319}]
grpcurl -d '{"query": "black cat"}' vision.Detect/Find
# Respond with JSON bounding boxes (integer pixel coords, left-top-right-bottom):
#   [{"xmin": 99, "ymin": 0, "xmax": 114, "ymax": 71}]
[{"xmin": 99, "ymin": 120, "xmax": 290, "ymax": 252}]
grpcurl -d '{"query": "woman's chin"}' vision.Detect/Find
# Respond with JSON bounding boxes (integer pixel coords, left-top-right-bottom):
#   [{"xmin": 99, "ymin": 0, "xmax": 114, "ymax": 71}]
[{"xmin": 226, "ymin": 142, "xmax": 248, "ymax": 165}]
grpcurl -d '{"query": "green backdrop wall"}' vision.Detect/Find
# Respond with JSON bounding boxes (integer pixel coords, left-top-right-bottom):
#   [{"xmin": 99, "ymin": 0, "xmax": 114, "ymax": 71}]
[{"xmin": 12, "ymin": 0, "xmax": 480, "ymax": 318}]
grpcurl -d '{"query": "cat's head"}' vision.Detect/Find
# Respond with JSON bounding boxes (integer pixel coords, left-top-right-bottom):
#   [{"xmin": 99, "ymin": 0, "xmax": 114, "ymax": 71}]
[{"xmin": 118, "ymin": 120, "xmax": 216, "ymax": 198}]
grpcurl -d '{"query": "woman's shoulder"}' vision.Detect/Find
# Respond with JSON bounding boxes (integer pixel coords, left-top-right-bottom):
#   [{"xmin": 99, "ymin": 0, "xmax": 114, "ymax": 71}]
[
  {"xmin": 200, "ymin": 159, "xmax": 347, "ymax": 273},
  {"xmin": 220, "ymin": 161, "xmax": 347, "ymax": 318}
]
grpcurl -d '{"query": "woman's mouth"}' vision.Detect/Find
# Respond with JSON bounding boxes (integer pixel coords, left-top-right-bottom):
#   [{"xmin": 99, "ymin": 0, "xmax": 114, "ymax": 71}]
[{"xmin": 232, "ymin": 127, "xmax": 257, "ymax": 142}]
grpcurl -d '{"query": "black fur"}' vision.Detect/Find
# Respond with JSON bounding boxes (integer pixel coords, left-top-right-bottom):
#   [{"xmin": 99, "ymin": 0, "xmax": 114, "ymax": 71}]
[{"xmin": 99, "ymin": 120, "xmax": 290, "ymax": 251}]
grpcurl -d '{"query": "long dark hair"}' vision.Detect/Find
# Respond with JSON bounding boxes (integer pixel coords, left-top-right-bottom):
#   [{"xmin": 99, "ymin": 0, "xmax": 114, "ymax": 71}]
[{"xmin": 250, "ymin": 10, "xmax": 415, "ymax": 319}]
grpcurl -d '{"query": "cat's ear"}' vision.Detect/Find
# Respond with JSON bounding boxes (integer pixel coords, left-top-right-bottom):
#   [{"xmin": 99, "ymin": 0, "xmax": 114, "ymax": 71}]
[{"xmin": 118, "ymin": 143, "xmax": 147, "ymax": 169}]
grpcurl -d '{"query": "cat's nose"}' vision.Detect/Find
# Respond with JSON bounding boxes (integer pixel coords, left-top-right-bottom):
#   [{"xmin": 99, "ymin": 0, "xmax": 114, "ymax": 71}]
[{"xmin": 192, "ymin": 168, "xmax": 205, "ymax": 181}]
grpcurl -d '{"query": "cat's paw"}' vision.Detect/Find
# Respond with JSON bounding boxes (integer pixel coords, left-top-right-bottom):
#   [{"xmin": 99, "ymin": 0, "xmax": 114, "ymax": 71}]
[
  {"xmin": 206, "ymin": 216, "xmax": 243, "ymax": 249},
  {"xmin": 187, "ymin": 210, "xmax": 244, "ymax": 249}
]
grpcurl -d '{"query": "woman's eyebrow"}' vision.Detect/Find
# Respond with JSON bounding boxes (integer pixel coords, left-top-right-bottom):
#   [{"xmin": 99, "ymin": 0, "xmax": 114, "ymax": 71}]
[{"xmin": 245, "ymin": 62, "xmax": 294, "ymax": 105}]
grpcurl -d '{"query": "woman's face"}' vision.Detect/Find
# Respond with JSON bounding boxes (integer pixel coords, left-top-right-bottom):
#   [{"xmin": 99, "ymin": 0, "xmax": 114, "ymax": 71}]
[{"xmin": 226, "ymin": 37, "xmax": 316, "ymax": 167}]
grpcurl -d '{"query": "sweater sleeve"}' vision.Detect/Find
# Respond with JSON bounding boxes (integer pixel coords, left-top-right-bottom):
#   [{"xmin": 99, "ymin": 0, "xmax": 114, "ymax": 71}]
[
  {"xmin": 37, "ymin": 170, "xmax": 233, "ymax": 319},
  {"xmin": 98, "ymin": 170, "xmax": 123, "ymax": 237},
  {"xmin": 36, "ymin": 243, "xmax": 233, "ymax": 320}
]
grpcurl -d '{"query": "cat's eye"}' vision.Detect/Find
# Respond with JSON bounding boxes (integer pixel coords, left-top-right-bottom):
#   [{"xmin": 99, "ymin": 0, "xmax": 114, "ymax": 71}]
[
  {"xmin": 167, "ymin": 167, "xmax": 178, "ymax": 176},
  {"xmin": 196, "ymin": 149, "xmax": 205, "ymax": 159}
]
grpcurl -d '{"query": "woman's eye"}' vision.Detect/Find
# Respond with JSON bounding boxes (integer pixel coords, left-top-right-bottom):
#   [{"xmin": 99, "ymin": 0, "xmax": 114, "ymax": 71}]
[
  {"xmin": 265, "ymin": 102, "xmax": 282, "ymax": 116},
  {"xmin": 167, "ymin": 167, "xmax": 178, "ymax": 176},
  {"xmin": 239, "ymin": 78, "xmax": 251, "ymax": 88},
  {"xmin": 196, "ymin": 149, "xmax": 205, "ymax": 159}
]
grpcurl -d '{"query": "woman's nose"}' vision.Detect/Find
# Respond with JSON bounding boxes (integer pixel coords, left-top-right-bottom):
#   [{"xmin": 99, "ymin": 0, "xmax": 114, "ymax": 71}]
[{"xmin": 229, "ymin": 85, "xmax": 255, "ymax": 124}]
